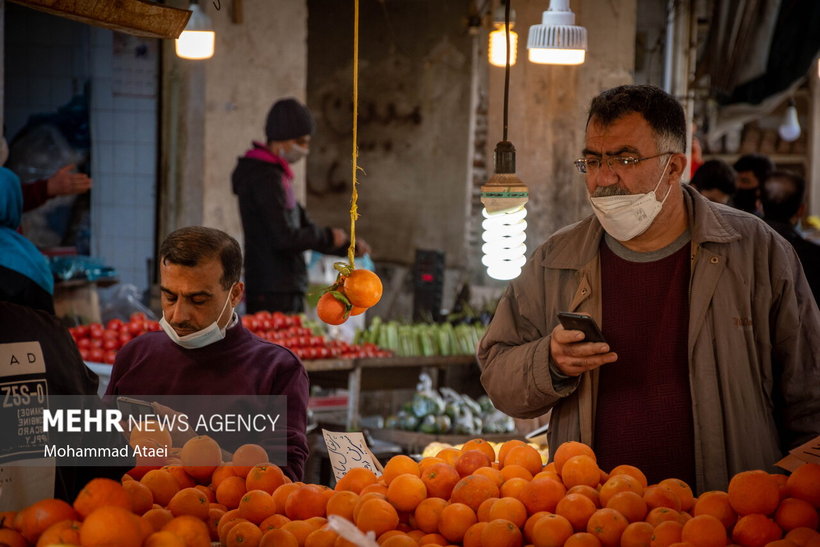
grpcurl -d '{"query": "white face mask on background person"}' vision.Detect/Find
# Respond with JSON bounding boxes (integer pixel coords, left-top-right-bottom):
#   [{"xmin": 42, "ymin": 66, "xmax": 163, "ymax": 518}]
[
  {"xmin": 588, "ymin": 157, "xmax": 673, "ymax": 241},
  {"xmin": 159, "ymin": 285, "xmax": 235, "ymax": 349},
  {"xmin": 280, "ymin": 143, "xmax": 308, "ymax": 164}
]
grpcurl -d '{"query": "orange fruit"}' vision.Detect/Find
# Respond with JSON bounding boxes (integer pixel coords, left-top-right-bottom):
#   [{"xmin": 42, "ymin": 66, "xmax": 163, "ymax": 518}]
[
  {"xmin": 586, "ymin": 507, "xmax": 628, "ymax": 547},
  {"xmin": 456, "ymin": 449, "xmax": 492, "ymax": 477},
  {"xmin": 498, "ymin": 440, "xmax": 526, "ymax": 467},
  {"xmin": 561, "ymin": 455, "xmax": 602, "ymax": 489},
  {"xmin": 141, "ymin": 469, "xmax": 182, "ymax": 507},
  {"xmin": 216, "ymin": 475, "xmax": 248, "ymax": 509},
  {"xmin": 680, "ymin": 514, "xmax": 727, "ymax": 547},
  {"xmin": 225, "ymin": 520, "xmax": 263, "ymax": 547},
  {"xmin": 317, "ymin": 292, "xmax": 349, "ymax": 325},
  {"xmin": 605, "ymin": 490, "xmax": 647, "ymax": 523},
  {"xmin": 163, "ymin": 465, "xmax": 196, "ymax": 489},
  {"xmin": 421, "ymin": 463, "xmax": 461, "ymax": 499},
  {"xmin": 73, "ymin": 477, "xmax": 131, "ymax": 518},
  {"xmin": 281, "ymin": 520, "xmax": 315, "ymax": 544},
  {"xmin": 480, "ymin": 517, "xmax": 523, "ymax": 547},
  {"xmin": 518, "ymin": 477, "xmax": 566, "ymax": 514},
  {"xmin": 285, "ymin": 484, "xmax": 328, "ymax": 520},
  {"xmin": 568, "ymin": 484, "xmax": 602, "ymax": 507},
  {"xmin": 500, "ymin": 464, "xmax": 534, "ymax": 482},
  {"xmin": 258, "ymin": 513, "xmax": 290, "ymax": 532},
  {"xmin": 0, "ymin": 529, "xmax": 26, "ymax": 547},
  {"xmin": 556, "ymin": 493, "xmax": 598, "ymax": 532},
  {"xmin": 343, "ymin": 269, "xmax": 383, "ymax": 308},
  {"xmin": 608, "ymin": 464, "xmax": 648, "ymax": 488},
  {"xmin": 232, "ymin": 443, "xmax": 270, "ymax": 478},
  {"xmin": 326, "ymin": 490, "xmax": 359, "ymax": 521},
  {"xmin": 355, "ymin": 498, "xmax": 399, "ymax": 537},
  {"xmin": 379, "ymin": 534, "xmax": 417, "ymax": 547},
  {"xmin": 462, "ymin": 439, "xmax": 498, "ymax": 463},
  {"xmin": 335, "ymin": 467, "xmax": 378, "ymax": 493},
  {"xmin": 499, "ymin": 477, "xmax": 528, "ymax": 500},
  {"xmin": 237, "ymin": 489, "xmax": 276, "ymax": 524},
  {"xmin": 732, "ymin": 513, "xmax": 783, "ymax": 546},
  {"xmin": 438, "ymin": 502, "xmax": 477, "ymax": 543},
  {"xmin": 272, "ymin": 482, "xmax": 302, "ymax": 514},
  {"xmin": 531, "ymin": 513, "xmax": 574, "ymax": 547},
  {"xmin": 450, "ymin": 474, "xmax": 501, "ymax": 512},
  {"xmin": 693, "ymin": 490, "xmax": 736, "ymax": 529},
  {"xmin": 787, "ymin": 463, "xmax": 820, "ymax": 508},
  {"xmin": 414, "ymin": 497, "xmax": 448, "ymax": 534},
  {"xmin": 245, "ymin": 464, "xmax": 287, "ymax": 494},
  {"xmin": 649, "ymin": 519, "xmax": 683, "ymax": 547},
  {"xmin": 488, "ymin": 497, "xmax": 527, "ymax": 528},
  {"xmin": 504, "ymin": 444, "xmax": 543, "ymax": 475},
  {"xmin": 35, "ymin": 519, "xmax": 82, "ymax": 547},
  {"xmin": 619, "ymin": 521, "xmax": 654, "ymax": 547},
  {"xmin": 352, "ymin": 491, "xmax": 387, "ymax": 522},
  {"xmin": 417, "ymin": 531, "xmax": 448, "ymax": 545},
  {"xmin": 80, "ymin": 506, "xmax": 143, "ymax": 547},
  {"xmin": 162, "ymin": 515, "xmax": 211, "ymax": 547},
  {"xmin": 463, "ymin": 522, "xmax": 489, "ymax": 547},
  {"xmin": 144, "ymin": 530, "xmax": 187, "ymax": 547},
  {"xmin": 167, "ymin": 487, "xmax": 210, "ymax": 519},
  {"xmin": 658, "ymin": 478, "xmax": 695, "ymax": 512},
  {"xmin": 179, "ymin": 435, "xmax": 222, "ymax": 481},
  {"xmin": 207, "ymin": 507, "xmax": 225, "ymax": 541},
  {"xmin": 644, "ymin": 484, "xmax": 682, "ymax": 512},
  {"xmin": 728, "ymin": 470, "xmax": 781, "ymax": 515},
  {"xmin": 123, "ymin": 479, "xmax": 155, "ymax": 514},
  {"xmin": 387, "ymin": 473, "xmax": 427, "ymax": 512},
  {"xmin": 599, "ymin": 473, "xmax": 644, "ymax": 506},
  {"xmin": 785, "ymin": 526, "xmax": 820, "ymax": 545},
  {"xmin": 775, "ymin": 497, "xmax": 820, "ymax": 531},
  {"xmin": 17, "ymin": 498, "xmax": 79, "ymax": 542},
  {"xmin": 565, "ymin": 531, "xmax": 603, "ymax": 547},
  {"xmin": 360, "ymin": 483, "xmax": 389, "ymax": 496},
  {"xmin": 646, "ymin": 507, "xmax": 682, "ymax": 527},
  {"xmin": 260, "ymin": 527, "xmax": 299, "ymax": 547},
  {"xmin": 142, "ymin": 507, "xmax": 174, "ymax": 532},
  {"xmin": 436, "ymin": 447, "xmax": 462, "ymax": 466},
  {"xmin": 305, "ymin": 527, "xmax": 339, "ymax": 547},
  {"xmin": 383, "ymin": 455, "xmax": 420, "ymax": 485},
  {"xmin": 211, "ymin": 465, "xmax": 238, "ymax": 489},
  {"xmin": 553, "ymin": 441, "xmax": 596, "ymax": 475}
]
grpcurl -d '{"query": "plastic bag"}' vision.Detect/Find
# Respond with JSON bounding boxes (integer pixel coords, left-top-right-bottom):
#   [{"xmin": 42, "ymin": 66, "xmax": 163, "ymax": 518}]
[
  {"xmin": 101, "ymin": 284, "xmax": 156, "ymax": 323},
  {"xmin": 50, "ymin": 255, "xmax": 117, "ymax": 282}
]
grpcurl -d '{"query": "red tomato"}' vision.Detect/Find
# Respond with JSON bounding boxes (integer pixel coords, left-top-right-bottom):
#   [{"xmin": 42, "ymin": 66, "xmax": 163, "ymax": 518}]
[
  {"xmin": 89, "ymin": 323, "xmax": 104, "ymax": 338},
  {"xmin": 79, "ymin": 348, "xmax": 90, "ymax": 361},
  {"xmin": 74, "ymin": 324, "xmax": 90, "ymax": 338},
  {"xmin": 89, "ymin": 348, "xmax": 105, "ymax": 362},
  {"xmin": 254, "ymin": 311, "xmax": 272, "ymax": 321},
  {"xmin": 241, "ymin": 315, "xmax": 259, "ymax": 331},
  {"xmin": 106, "ymin": 318, "xmax": 125, "ymax": 331},
  {"xmin": 103, "ymin": 350, "xmax": 118, "ymax": 364},
  {"xmin": 128, "ymin": 321, "xmax": 145, "ymax": 336},
  {"xmin": 102, "ymin": 329, "xmax": 119, "ymax": 340},
  {"xmin": 77, "ymin": 338, "xmax": 92, "ymax": 350},
  {"xmin": 258, "ymin": 318, "xmax": 272, "ymax": 331},
  {"xmin": 90, "ymin": 338, "xmax": 103, "ymax": 348},
  {"xmin": 102, "ymin": 338, "xmax": 118, "ymax": 351},
  {"xmin": 118, "ymin": 332, "xmax": 133, "ymax": 347},
  {"xmin": 130, "ymin": 312, "xmax": 147, "ymax": 322}
]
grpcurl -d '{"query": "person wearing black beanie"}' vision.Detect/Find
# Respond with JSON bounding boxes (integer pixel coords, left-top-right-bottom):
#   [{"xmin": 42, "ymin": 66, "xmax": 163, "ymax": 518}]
[{"xmin": 231, "ymin": 98, "xmax": 371, "ymax": 313}]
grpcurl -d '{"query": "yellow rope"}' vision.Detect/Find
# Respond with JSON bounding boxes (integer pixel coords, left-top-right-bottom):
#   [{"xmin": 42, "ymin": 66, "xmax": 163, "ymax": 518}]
[{"xmin": 348, "ymin": 0, "xmax": 360, "ymax": 267}]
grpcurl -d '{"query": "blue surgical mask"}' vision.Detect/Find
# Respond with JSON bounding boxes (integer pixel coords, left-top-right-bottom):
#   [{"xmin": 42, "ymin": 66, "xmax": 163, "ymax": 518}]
[{"xmin": 159, "ymin": 285, "xmax": 235, "ymax": 349}]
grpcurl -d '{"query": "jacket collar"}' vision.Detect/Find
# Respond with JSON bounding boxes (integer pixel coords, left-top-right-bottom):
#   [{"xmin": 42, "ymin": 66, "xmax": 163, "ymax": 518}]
[{"xmin": 542, "ymin": 183, "xmax": 741, "ymax": 270}]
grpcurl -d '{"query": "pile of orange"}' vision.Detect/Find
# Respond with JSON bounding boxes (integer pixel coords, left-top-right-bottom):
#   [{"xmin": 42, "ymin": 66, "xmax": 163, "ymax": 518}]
[
  {"xmin": 317, "ymin": 269, "xmax": 383, "ymax": 325},
  {"xmin": 0, "ymin": 438, "xmax": 817, "ymax": 547}
]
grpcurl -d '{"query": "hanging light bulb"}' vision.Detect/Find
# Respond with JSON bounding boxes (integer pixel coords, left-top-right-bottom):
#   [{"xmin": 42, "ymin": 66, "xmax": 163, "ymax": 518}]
[
  {"xmin": 778, "ymin": 99, "xmax": 801, "ymax": 142},
  {"xmin": 175, "ymin": 1, "xmax": 215, "ymax": 60},
  {"xmin": 527, "ymin": 0, "xmax": 587, "ymax": 65},
  {"xmin": 489, "ymin": 2, "xmax": 518, "ymax": 67}
]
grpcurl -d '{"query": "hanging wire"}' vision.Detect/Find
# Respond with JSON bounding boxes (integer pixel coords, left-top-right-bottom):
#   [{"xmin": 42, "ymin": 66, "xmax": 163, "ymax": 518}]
[
  {"xmin": 348, "ymin": 0, "xmax": 361, "ymax": 267},
  {"xmin": 503, "ymin": 0, "xmax": 511, "ymax": 141}
]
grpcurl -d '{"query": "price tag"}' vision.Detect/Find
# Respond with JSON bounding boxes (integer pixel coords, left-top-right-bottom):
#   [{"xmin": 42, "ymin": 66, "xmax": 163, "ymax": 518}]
[
  {"xmin": 322, "ymin": 429, "xmax": 383, "ymax": 482},
  {"xmin": 776, "ymin": 435, "xmax": 820, "ymax": 472}
]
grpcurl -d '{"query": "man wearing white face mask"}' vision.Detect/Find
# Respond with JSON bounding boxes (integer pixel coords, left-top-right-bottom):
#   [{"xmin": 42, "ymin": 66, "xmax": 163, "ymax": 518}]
[
  {"xmin": 478, "ymin": 85, "xmax": 820, "ymax": 492},
  {"xmin": 105, "ymin": 227, "xmax": 309, "ymax": 480},
  {"xmin": 232, "ymin": 98, "xmax": 370, "ymax": 314}
]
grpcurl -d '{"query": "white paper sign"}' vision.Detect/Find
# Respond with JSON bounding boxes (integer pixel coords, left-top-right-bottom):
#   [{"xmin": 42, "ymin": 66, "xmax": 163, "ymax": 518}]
[{"xmin": 322, "ymin": 429, "xmax": 383, "ymax": 481}]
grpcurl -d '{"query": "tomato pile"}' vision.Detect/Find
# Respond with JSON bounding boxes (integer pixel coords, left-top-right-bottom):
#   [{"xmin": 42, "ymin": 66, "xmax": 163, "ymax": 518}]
[{"xmin": 69, "ymin": 311, "xmax": 391, "ymax": 364}]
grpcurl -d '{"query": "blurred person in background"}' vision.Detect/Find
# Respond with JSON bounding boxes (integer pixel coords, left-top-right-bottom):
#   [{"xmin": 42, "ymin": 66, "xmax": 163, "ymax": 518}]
[
  {"xmin": 0, "ymin": 161, "xmax": 54, "ymax": 314},
  {"xmin": 732, "ymin": 153, "xmax": 774, "ymax": 216},
  {"xmin": 232, "ymin": 98, "xmax": 369, "ymax": 314},
  {"xmin": 761, "ymin": 170, "xmax": 820, "ymax": 304},
  {"xmin": 690, "ymin": 159, "xmax": 736, "ymax": 205},
  {"xmin": 22, "ymin": 162, "xmax": 92, "ymax": 212}
]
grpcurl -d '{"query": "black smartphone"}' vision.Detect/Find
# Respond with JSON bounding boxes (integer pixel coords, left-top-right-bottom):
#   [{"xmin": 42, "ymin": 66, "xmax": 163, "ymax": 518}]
[
  {"xmin": 116, "ymin": 396, "xmax": 154, "ymax": 419},
  {"xmin": 557, "ymin": 312, "xmax": 607, "ymax": 344}
]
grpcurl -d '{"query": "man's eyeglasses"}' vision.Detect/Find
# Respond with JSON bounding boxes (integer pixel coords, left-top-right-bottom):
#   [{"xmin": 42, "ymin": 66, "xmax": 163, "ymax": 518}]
[{"xmin": 574, "ymin": 152, "xmax": 676, "ymax": 174}]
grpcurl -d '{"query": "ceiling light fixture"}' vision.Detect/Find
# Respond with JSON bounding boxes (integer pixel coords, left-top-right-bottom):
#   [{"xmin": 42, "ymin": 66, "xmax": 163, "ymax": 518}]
[
  {"xmin": 778, "ymin": 99, "xmax": 801, "ymax": 142},
  {"xmin": 481, "ymin": 0, "xmax": 528, "ymax": 281},
  {"xmin": 527, "ymin": 0, "xmax": 587, "ymax": 65},
  {"xmin": 175, "ymin": 0, "xmax": 215, "ymax": 60},
  {"xmin": 489, "ymin": 1, "xmax": 518, "ymax": 67}
]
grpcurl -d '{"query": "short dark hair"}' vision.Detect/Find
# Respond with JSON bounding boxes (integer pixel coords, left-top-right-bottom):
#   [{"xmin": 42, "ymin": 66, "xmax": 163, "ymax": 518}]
[
  {"xmin": 761, "ymin": 171, "xmax": 805, "ymax": 222},
  {"xmin": 733, "ymin": 154, "xmax": 775, "ymax": 186},
  {"xmin": 690, "ymin": 159, "xmax": 736, "ymax": 196},
  {"xmin": 159, "ymin": 227, "xmax": 242, "ymax": 289},
  {"xmin": 587, "ymin": 85, "xmax": 686, "ymax": 153}
]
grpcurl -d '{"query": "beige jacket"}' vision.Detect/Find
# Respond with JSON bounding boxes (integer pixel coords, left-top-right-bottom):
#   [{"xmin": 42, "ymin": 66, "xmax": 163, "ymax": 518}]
[{"xmin": 478, "ymin": 184, "xmax": 820, "ymax": 492}]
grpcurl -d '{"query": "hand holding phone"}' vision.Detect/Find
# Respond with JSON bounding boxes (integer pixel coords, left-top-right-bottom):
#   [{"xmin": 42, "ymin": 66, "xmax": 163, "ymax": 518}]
[
  {"xmin": 557, "ymin": 312, "xmax": 607, "ymax": 343},
  {"xmin": 550, "ymin": 312, "xmax": 617, "ymax": 377}
]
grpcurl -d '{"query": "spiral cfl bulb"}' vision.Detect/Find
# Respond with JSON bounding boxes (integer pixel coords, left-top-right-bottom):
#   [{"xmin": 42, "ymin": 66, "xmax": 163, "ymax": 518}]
[{"xmin": 481, "ymin": 207, "xmax": 528, "ymax": 280}]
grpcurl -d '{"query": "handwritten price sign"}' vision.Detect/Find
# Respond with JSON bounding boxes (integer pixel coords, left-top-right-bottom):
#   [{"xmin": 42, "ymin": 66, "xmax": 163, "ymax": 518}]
[
  {"xmin": 322, "ymin": 429, "xmax": 383, "ymax": 481},
  {"xmin": 776, "ymin": 434, "xmax": 820, "ymax": 472}
]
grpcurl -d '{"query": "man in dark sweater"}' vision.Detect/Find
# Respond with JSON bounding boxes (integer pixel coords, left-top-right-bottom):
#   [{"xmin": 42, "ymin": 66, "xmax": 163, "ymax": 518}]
[
  {"xmin": 761, "ymin": 171, "xmax": 820, "ymax": 305},
  {"xmin": 106, "ymin": 227, "xmax": 310, "ymax": 480},
  {"xmin": 231, "ymin": 98, "xmax": 370, "ymax": 314}
]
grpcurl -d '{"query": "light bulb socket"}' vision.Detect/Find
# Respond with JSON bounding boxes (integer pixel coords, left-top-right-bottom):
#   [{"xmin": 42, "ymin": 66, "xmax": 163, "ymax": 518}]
[
  {"xmin": 481, "ymin": 141, "xmax": 528, "ymax": 214},
  {"xmin": 527, "ymin": 0, "xmax": 587, "ymax": 55},
  {"xmin": 494, "ymin": 140, "xmax": 516, "ymax": 174}
]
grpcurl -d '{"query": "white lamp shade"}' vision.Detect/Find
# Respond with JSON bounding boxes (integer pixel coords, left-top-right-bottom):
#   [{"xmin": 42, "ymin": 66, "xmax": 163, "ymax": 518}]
[
  {"xmin": 778, "ymin": 105, "xmax": 801, "ymax": 142},
  {"xmin": 175, "ymin": 4, "xmax": 215, "ymax": 60},
  {"xmin": 527, "ymin": 0, "xmax": 587, "ymax": 66},
  {"xmin": 528, "ymin": 47, "xmax": 585, "ymax": 65},
  {"xmin": 489, "ymin": 26, "xmax": 518, "ymax": 67}
]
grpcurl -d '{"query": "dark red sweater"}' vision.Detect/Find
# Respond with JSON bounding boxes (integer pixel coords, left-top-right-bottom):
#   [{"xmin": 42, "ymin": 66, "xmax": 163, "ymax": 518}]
[
  {"xmin": 106, "ymin": 322, "xmax": 309, "ymax": 480},
  {"xmin": 594, "ymin": 239, "xmax": 695, "ymax": 487}
]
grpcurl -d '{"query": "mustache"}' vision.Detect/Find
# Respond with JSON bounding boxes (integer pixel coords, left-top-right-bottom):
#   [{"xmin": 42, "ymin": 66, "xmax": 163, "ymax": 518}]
[{"xmin": 592, "ymin": 185, "xmax": 632, "ymax": 197}]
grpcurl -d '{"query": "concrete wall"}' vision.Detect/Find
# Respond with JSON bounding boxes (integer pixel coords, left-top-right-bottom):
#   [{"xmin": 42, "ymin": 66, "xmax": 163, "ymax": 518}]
[{"xmin": 159, "ymin": 0, "xmax": 308, "ymax": 244}]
